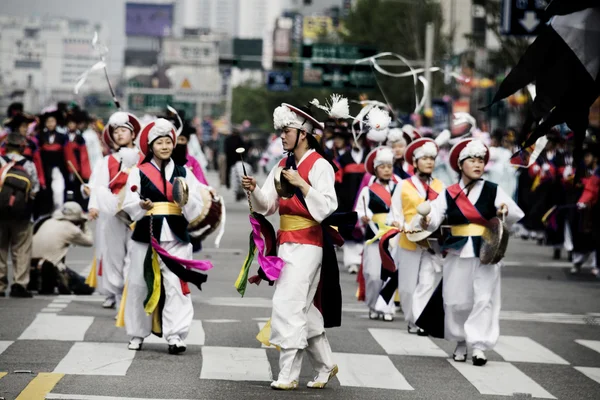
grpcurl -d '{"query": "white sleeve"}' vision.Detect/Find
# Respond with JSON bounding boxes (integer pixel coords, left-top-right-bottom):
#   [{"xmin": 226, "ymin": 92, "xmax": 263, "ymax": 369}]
[
  {"xmin": 182, "ymin": 170, "xmax": 205, "ymax": 222},
  {"xmin": 250, "ymin": 164, "xmax": 280, "ymax": 216},
  {"xmin": 88, "ymin": 157, "xmax": 109, "ymax": 211},
  {"xmin": 387, "ymin": 180, "xmax": 404, "ymax": 227},
  {"xmin": 426, "ymin": 189, "xmax": 448, "ymax": 232},
  {"xmin": 121, "ymin": 167, "xmax": 145, "ymax": 222},
  {"xmin": 355, "ymin": 187, "xmax": 371, "ymax": 225},
  {"xmin": 304, "ymin": 158, "xmax": 338, "ymax": 223},
  {"xmin": 494, "ymin": 184, "xmax": 524, "ymax": 228}
]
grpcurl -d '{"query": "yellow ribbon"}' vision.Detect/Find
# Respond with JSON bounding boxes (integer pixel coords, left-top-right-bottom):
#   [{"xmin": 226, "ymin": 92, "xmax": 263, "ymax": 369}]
[
  {"xmin": 115, "ymin": 282, "xmax": 127, "ymax": 328},
  {"xmin": 365, "ymin": 213, "xmax": 395, "ymax": 245},
  {"xmin": 279, "ymin": 214, "xmax": 319, "ymax": 231},
  {"xmin": 256, "ymin": 318, "xmax": 281, "ymax": 350},
  {"xmin": 145, "ymin": 202, "xmax": 183, "ymax": 216},
  {"xmin": 84, "ymin": 256, "xmax": 97, "ymax": 288},
  {"xmin": 143, "ymin": 248, "xmax": 162, "ymax": 315},
  {"xmin": 450, "ymin": 224, "xmax": 486, "ymax": 237}
]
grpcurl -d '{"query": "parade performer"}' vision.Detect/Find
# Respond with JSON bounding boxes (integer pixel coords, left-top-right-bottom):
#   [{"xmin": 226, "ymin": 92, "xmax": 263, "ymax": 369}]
[
  {"xmin": 37, "ymin": 109, "xmax": 68, "ymax": 215},
  {"xmin": 241, "ymin": 103, "xmax": 352, "ymax": 390},
  {"xmin": 172, "ymin": 125, "xmax": 208, "ymax": 185},
  {"xmin": 388, "ymin": 138, "xmax": 445, "ymax": 334},
  {"xmin": 87, "ymin": 112, "xmax": 143, "ymax": 310},
  {"xmin": 386, "ymin": 128, "xmax": 411, "ymax": 179},
  {"xmin": 355, "ymin": 146, "xmax": 397, "ymax": 321},
  {"xmin": 120, "ymin": 118, "xmax": 213, "ymax": 354},
  {"xmin": 421, "ymin": 138, "xmax": 523, "ymax": 366},
  {"xmin": 64, "ymin": 113, "xmax": 92, "ymax": 208}
]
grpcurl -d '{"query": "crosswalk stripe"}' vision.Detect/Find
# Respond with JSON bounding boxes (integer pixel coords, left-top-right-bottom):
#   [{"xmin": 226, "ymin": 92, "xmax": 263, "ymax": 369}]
[
  {"xmin": 47, "ymin": 303, "xmax": 69, "ymax": 309},
  {"xmin": 333, "ymin": 352, "xmax": 414, "ymax": 390},
  {"xmin": 144, "ymin": 320, "xmax": 205, "ymax": 345},
  {"xmin": 40, "ymin": 308, "xmax": 59, "ymax": 313},
  {"xmin": 575, "ymin": 339, "xmax": 600, "ymax": 355},
  {"xmin": 18, "ymin": 313, "xmax": 94, "ymax": 341},
  {"xmin": 203, "ymin": 319, "xmax": 240, "ymax": 323},
  {"xmin": 47, "ymin": 395, "xmax": 194, "ymax": 400},
  {"xmin": 200, "ymin": 346, "xmax": 272, "ymax": 382},
  {"xmin": 0, "ymin": 340, "xmax": 13, "ymax": 355},
  {"xmin": 15, "ymin": 372, "xmax": 64, "ymax": 400},
  {"xmin": 53, "ymin": 343, "xmax": 136, "ymax": 376},
  {"xmin": 574, "ymin": 367, "xmax": 600, "ymax": 385},
  {"xmin": 369, "ymin": 328, "xmax": 448, "ymax": 357},
  {"xmin": 494, "ymin": 336, "xmax": 570, "ymax": 364},
  {"xmin": 448, "ymin": 360, "xmax": 556, "ymax": 399}
]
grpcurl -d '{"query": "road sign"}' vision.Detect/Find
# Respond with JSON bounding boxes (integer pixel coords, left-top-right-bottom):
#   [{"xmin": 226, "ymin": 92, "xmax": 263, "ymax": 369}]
[
  {"xmin": 300, "ymin": 44, "xmax": 377, "ymax": 89},
  {"xmin": 266, "ymin": 71, "xmax": 292, "ymax": 91},
  {"xmin": 501, "ymin": 0, "xmax": 548, "ymax": 36}
]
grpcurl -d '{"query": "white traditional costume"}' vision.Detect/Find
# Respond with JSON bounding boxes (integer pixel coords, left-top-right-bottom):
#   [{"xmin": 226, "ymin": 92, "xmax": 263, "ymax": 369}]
[{"xmin": 424, "ymin": 139, "xmax": 524, "ymax": 365}]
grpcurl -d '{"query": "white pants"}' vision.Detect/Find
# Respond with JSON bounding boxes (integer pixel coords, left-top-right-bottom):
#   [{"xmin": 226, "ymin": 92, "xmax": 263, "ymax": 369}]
[
  {"xmin": 101, "ymin": 216, "xmax": 132, "ymax": 306},
  {"xmin": 442, "ymin": 255, "xmax": 501, "ymax": 351},
  {"xmin": 343, "ymin": 241, "xmax": 363, "ymax": 268},
  {"xmin": 363, "ymin": 242, "xmax": 394, "ymax": 313},
  {"xmin": 51, "ymin": 167, "xmax": 65, "ymax": 211},
  {"xmin": 93, "ymin": 215, "xmax": 107, "ymax": 296},
  {"xmin": 270, "ymin": 243, "xmax": 334, "ymax": 383},
  {"xmin": 412, "ymin": 251, "xmax": 443, "ymax": 322},
  {"xmin": 124, "ymin": 240, "xmax": 194, "ymax": 341},
  {"xmin": 396, "ymin": 247, "xmax": 424, "ymax": 324}
]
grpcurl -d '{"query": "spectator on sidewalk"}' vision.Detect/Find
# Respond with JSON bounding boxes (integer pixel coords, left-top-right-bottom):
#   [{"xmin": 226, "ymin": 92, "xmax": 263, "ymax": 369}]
[
  {"xmin": 30, "ymin": 201, "xmax": 94, "ymax": 295},
  {"xmin": 0, "ymin": 133, "xmax": 40, "ymax": 298}
]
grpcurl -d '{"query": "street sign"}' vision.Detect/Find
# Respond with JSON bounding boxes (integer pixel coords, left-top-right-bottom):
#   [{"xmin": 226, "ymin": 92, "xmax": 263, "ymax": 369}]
[
  {"xmin": 300, "ymin": 44, "xmax": 377, "ymax": 89},
  {"xmin": 501, "ymin": 0, "xmax": 548, "ymax": 36},
  {"xmin": 266, "ymin": 71, "xmax": 292, "ymax": 91}
]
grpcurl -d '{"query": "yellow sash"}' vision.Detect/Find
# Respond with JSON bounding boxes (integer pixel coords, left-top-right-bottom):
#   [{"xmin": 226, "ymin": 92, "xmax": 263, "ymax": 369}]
[
  {"xmin": 279, "ymin": 215, "xmax": 319, "ymax": 231},
  {"xmin": 145, "ymin": 202, "xmax": 182, "ymax": 216},
  {"xmin": 365, "ymin": 213, "xmax": 394, "ymax": 245},
  {"xmin": 451, "ymin": 224, "xmax": 486, "ymax": 237}
]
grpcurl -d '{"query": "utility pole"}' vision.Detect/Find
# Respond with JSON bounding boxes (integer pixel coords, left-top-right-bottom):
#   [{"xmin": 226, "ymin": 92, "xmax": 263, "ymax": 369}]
[{"xmin": 424, "ymin": 22, "xmax": 434, "ymax": 111}]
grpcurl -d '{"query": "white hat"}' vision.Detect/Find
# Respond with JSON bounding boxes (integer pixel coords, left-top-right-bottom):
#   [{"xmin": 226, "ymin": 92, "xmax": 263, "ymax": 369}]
[
  {"xmin": 374, "ymin": 146, "xmax": 394, "ymax": 169},
  {"xmin": 386, "ymin": 128, "xmax": 406, "ymax": 145},
  {"xmin": 53, "ymin": 201, "xmax": 86, "ymax": 222},
  {"xmin": 273, "ymin": 103, "xmax": 323, "ymax": 134}
]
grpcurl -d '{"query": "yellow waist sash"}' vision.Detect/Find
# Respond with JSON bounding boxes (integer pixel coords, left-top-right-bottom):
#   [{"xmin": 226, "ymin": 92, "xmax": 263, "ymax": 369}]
[
  {"xmin": 280, "ymin": 215, "xmax": 319, "ymax": 231},
  {"xmin": 145, "ymin": 202, "xmax": 183, "ymax": 216},
  {"xmin": 451, "ymin": 224, "xmax": 486, "ymax": 237},
  {"xmin": 365, "ymin": 213, "xmax": 393, "ymax": 245}
]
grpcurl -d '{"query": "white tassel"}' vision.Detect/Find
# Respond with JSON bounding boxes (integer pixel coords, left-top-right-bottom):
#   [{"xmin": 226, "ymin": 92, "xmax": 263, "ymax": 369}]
[
  {"xmin": 327, "ymin": 94, "xmax": 350, "ymax": 119},
  {"xmin": 367, "ymin": 107, "xmax": 391, "ymax": 130},
  {"xmin": 367, "ymin": 128, "xmax": 388, "ymax": 143},
  {"xmin": 118, "ymin": 147, "xmax": 140, "ymax": 169}
]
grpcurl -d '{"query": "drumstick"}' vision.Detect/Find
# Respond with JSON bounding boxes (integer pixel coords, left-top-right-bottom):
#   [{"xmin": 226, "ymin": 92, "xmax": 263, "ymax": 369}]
[
  {"xmin": 235, "ymin": 147, "xmax": 253, "ymax": 214},
  {"xmin": 67, "ymin": 160, "xmax": 85, "ymax": 185}
]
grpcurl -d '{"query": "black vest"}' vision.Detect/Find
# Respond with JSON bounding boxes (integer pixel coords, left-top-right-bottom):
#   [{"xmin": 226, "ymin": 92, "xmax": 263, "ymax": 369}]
[
  {"xmin": 131, "ymin": 163, "xmax": 190, "ymax": 244},
  {"xmin": 365, "ymin": 183, "xmax": 395, "ymax": 240}
]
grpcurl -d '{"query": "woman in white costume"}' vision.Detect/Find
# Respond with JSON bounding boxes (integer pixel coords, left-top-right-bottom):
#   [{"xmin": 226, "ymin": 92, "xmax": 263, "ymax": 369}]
[
  {"xmin": 242, "ymin": 103, "xmax": 341, "ymax": 390},
  {"xmin": 421, "ymin": 138, "xmax": 524, "ymax": 366},
  {"xmin": 121, "ymin": 118, "xmax": 211, "ymax": 354}
]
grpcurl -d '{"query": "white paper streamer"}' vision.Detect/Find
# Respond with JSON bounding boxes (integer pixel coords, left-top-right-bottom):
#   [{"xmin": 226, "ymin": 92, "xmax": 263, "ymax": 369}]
[
  {"xmin": 74, "ymin": 61, "xmax": 105, "ymax": 94},
  {"xmin": 167, "ymin": 105, "xmax": 183, "ymax": 137}
]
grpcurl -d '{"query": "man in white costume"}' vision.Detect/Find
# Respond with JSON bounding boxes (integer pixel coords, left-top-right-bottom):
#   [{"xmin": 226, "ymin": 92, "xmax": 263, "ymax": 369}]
[
  {"xmin": 421, "ymin": 138, "xmax": 524, "ymax": 366},
  {"xmin": 88, "ymin": 112, "xmax": 143, "ymax": 310},
  {"xmin": 242, "ymin": 103, "xmax": 341, "ymax": 390},
  {"xmin": 121, "ymin": 118, "xmax": 211, "ymax": 354},
  {"xmin": 389, "ymin": 138, "xmax": 445, "ymax": 334}
]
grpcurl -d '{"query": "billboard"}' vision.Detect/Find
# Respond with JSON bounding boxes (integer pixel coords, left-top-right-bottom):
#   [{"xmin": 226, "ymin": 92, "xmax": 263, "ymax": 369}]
[
  {"xmin": 126, "ymin": 3, "xmax": 174, "ymax": 37},
  {"xmin": 303, "ymin": 16, "xmax": 334, "ymax": 41}
]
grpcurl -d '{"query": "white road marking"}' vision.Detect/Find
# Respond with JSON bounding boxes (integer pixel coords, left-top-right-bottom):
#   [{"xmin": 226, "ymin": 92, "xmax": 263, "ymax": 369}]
[
  {"xmin": 369, "ymin": 328, "xmax": 448, "ymax": 357},
  {"xmin": 203, "ymin": 319, "xmax": 240, "ymax": 323},
  {"xmin": 53, "ymin": 342, "xmax": 135, "ymax": 375},
  {"xmin": 144, "ymin": 320, "xmax": 205, "ymax": 345},
  {"xmin": 449, "ymin": 360, "xmax": 556, "ymax": 399},
  {"xmin": 18, "ymin": 313, "xmax": 94, "ymax": 341},
  {"xmin": 0, "ymin": 340, "xmax": 13, "ymax": 355},
  {"xmin": 200, "ymin": 346, "xmax": 272, "ymax": 382},
  {"xmin": 40, "ymin": 308, "xmax": 59, "ymax": 313},
  {"xmin": 47, "ymin": 303, "xmax": 69, "ymax": 309},
  {"xmin": 252, "ymin": 317, "xmax": 270, "ymax": 321},
  {"xmin": 333, "ymin": 352, "xmax": 414, "ymax": 390},
  {"xmin": 53, "ymin": 298, "xmax": 74, "ymax": 303},
  {"xmin": 574, "ymin": 367, "xmax": 600, "ymax": 385},
  {"xmin": 575, "ymin": 339, "xmax": 600, "ymax": 355},
  {"xmin": 47, "ymin": 395, "xmax": 192, "ymax": 400},
  {"xmin": 494, "ymin": 336, "xmax": 569, "ymax": 364}
]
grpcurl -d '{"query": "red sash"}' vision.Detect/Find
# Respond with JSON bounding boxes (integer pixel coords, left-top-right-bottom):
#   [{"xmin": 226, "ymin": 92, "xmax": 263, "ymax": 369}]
[
  {"xmin": 139, "ymin": 163, "xmax": 174, "ymax": 201},
  {"xmin": 408, "ymin": 178, "xmax": 440, "ymax": 201},
  {"xmin": 447, "ymin": 183, "xmax": 489, "ymax": 226},
  {"xmin": 108, "ymin": 156, "xmax": 128, "ymax": 194},
  {"xmin": 343, "ymin": 163, "xmax": 366, "ymax": 174},
  {"xmin": 41, "ymin": 143, "xmax": 62, "ymax": 152},
  {"xmin": 369, "ymin": 182, "xmax": 392, "ymax": 207}
]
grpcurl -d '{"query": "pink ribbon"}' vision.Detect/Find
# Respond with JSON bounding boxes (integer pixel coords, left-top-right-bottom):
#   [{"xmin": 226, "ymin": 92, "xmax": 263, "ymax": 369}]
[
  {"xmin": 151, "ymin": 237, "xmax": 214, "ymax": 271},
  {"xmin": 250, "ymin": 215, "xmax": 285, "ymax": 281}
]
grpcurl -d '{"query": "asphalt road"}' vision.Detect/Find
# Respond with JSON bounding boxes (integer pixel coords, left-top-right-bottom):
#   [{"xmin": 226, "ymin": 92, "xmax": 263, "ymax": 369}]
[{"xmin": 1, "ymin": 171, "xmax": 600, "ymax": 400}]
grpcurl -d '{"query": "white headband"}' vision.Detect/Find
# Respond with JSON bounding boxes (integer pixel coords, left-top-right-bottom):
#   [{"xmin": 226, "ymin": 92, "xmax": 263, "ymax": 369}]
[
  {"xmin": 413, "ymin": 141, "xmax": 438, "ymax": 160},
  {"xmin": 374, "ymin": 147, "xmax": 394, "ymax": 169},
  {"xmin": 147, "ymin": 118, "xmax": 175, "ymax": 145},
  {"xmin": 458, "ymin": 140, "xmax": 487, "ymax": 162},
  {"xmin": 273, "ymin": 105, "xmax": 313, "ymax": 133}
]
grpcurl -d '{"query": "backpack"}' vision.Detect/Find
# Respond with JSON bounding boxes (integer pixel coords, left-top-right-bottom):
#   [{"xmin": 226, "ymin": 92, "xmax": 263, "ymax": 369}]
[{"xmin": 0, "ymin": 156, "xmax": 32, "ymax": 220}]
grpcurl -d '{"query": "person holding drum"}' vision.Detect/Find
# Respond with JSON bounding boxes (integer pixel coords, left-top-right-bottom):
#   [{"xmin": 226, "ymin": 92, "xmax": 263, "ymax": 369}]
[
  {"xmin": 121, "ymin": 118, "xmax": 210, "ymax": 355},
  {"xmin": 420, "ymin": 138, "xmax": 523, "ymax": 366},
  {"xmin": 241, "ymin": 103, "xmax": 341, "ymax": 390},
  {"xmin": 87, "ymin": 111, "xmax": 143, "ymax": 310},
  {"xmin": 388, "ymin": 138, "xmax": 445, "ymax": 335}
]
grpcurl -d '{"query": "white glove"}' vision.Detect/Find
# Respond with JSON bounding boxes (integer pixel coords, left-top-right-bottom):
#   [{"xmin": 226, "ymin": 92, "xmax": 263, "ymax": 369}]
[
  {"xmin": 563, "ymin": 165, "xmax": 573, "ymax": 179},
  {"xmin": 577, "ymin": 202, "xmax": 587, "ymax": 210},
  {"xmin": 542, "ymin": 163, "xmax": 550, "ymax": 172}
]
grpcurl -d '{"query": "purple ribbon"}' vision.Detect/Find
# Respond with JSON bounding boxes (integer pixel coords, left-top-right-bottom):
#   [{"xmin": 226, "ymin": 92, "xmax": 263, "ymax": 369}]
[
  {"xmin": 250, "ymin": 215, "xmax": 285, "ymax": 281},
  {"xmin": 151, "ymin": 237, "xmax": 214, "ymax": 271}
]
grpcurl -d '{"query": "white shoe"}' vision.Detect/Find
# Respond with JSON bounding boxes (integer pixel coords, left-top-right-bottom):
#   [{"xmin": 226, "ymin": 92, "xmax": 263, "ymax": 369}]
[
  {"xmin": 407, "ymin": 323, "xmax": 420, "ymax": 334},
  {"xmin": 270, "ymin": 380, "xmax": 298, "ymax": 390},
  {"xmin": 453, "ymin": 341, "xmax": 467, "ymax": 362},
  {"xmin": 383, "ymin": 313, "xmax": 394, "ymax": 322},
  {"xmin": 347, "ymin": 265, "xmax": 359, "ymax": 274},
  {"xmin": 128, "ymin": 337, "xmax": 143, "ymax": 351},
  {"xmin": 307, "ymin": 365, "xmax": 338, "ymax": 389},
  {"xmin": 102, "ymin": 298, "xmax": 116, "ymax": 309},
  {"xmin": 369, "ymin": 310, "xmax": 380, "ymax": 320},
  {"xmin": 472, "ymin": 348, "xmax": 487, "ymax": 366},
  {"xmin": 168, "ymin": 336, "xmax": 187, "ymax": 354}
]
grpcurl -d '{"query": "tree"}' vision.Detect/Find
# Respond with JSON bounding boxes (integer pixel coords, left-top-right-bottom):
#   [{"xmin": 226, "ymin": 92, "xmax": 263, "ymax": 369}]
[{"xmin": 341, "ymin": 0, "xmax": 450, "ymax": 113}]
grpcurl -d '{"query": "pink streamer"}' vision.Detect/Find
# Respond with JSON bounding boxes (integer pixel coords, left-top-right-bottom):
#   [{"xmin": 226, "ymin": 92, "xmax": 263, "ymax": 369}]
[
  {"xmin": 250, "ymin": 215, "xmax": 285, "ymax": 281},
  {"xmin": 151, "ymin": 237, "xmax": 214, "ymax": 271}
]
